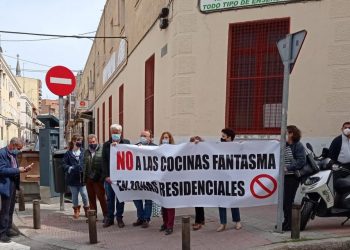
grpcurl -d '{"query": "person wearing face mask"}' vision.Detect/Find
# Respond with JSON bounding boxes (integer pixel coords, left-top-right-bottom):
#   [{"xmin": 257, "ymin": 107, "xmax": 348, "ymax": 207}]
[
  {"xmin": 102, "ymin": 124, "xmax": 130, "ymax": 228},
  {"xmin": 133, "ymin": 129, "xmax": 157, "ymax": 228},
  {"xmin": 0, "ymin": 138, "xmax": 33, "ymax": 243},
  {"xmin": 282, "ymin": 125, "xmax": 306, "ymax": 231},
  {"xmin": 217, "ymin": 128, "xmax": 242, "ymax": 232},
  {"xmin": 63, "ymin": 134, "xmax": 89, "ymax": 219},
  {"xmin": 158, "ymin": 132, "xmax": 176, "ymax": 235},
  {"xmin": 329, "ymin": 122, "xmax": 350, "ymax": 165},
  {"xmin": 83, "ymin": 134, "xmax": 107, "ymax": 223}
]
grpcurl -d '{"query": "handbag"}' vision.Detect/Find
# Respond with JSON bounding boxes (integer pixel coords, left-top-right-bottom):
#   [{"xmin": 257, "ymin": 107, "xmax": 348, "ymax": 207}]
[{"xmin": 294, "ymin": 149, "xmax": 320, "ymax": 178}]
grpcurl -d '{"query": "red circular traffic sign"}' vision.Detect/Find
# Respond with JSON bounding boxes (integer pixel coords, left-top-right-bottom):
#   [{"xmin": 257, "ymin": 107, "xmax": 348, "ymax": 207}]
[
  {"xmin": 45, "ymin": 66, "xmax": 76, "ymax": 96},
  {"xmin": 250, "ymin": 174, "xmax": 277, "ymax": 199}
]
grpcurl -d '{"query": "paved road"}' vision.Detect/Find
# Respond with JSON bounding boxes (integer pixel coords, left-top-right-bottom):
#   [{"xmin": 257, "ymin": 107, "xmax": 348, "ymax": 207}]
[{"xmin": 8, "ymin": 202, "xmax": 350, "ymax": 250}]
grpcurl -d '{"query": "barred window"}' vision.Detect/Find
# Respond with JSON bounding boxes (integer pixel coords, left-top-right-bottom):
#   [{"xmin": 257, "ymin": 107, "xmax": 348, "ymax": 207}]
[{"xmin": 226, "ymin": 18, "xmax": 290, "ymax": 134}]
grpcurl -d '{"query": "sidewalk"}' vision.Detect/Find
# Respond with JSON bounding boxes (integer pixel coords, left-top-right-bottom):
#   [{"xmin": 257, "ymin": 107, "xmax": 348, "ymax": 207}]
[{"xmin": 7, "ymin": 202, "xmax": 350, "ymax": 249}]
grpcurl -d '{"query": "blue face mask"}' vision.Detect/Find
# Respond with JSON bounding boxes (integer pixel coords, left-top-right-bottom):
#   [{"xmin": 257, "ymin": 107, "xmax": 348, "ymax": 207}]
[
  {"xmin": 111, "ymin": 134, "xmax": 121, "ymax": 142},
  {"xmin": 162, "ymin": 139, "xmax": 169, "ymax": 144},
  {"xmin": 10, "ymin": 149, "xmax": 20, "ymax": 155},
  {"xmin": 140, "ymin": 136, "xmax": 149, "ymax": 145}
]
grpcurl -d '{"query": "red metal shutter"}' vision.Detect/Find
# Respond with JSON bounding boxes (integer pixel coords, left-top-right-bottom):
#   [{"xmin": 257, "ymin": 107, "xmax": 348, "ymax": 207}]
[
  {"xmin": 119, "ymin": 84, "xmax": 124, "ymax": 129},
  {"xmin": 97, "ymin": 108, "xmax": 100, "ymax": 142},
  {"xmin": 102, "ymin": 102, "xmax": 106, "ymax": 142},
  {"xmin": 145, "ymin": 54, "xmax": 155, "ymax": 133},
  {"xmin": 226, "ymin": 18, "xmax": 290, "ymax": 134},
  {"xmin": 109, "ymin": 96, "xmax": 112, "ymax": 138}
]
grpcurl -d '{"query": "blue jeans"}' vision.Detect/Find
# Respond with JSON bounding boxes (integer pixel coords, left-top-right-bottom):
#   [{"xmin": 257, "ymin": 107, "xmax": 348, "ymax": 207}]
[
  {"xmin": 69, "ymin": 185, "xmax": 88, "ymax": 207},
  {"xmin": 133, "ymin": 200, "xmax": 152, "ymax": 221},
  {"xmin": 219, "ymin": 207, "xmax": 240, "ymax": 224},
  {"xmin": 105, "ymin": 182, "xmax": 124, "ymax": 220}
]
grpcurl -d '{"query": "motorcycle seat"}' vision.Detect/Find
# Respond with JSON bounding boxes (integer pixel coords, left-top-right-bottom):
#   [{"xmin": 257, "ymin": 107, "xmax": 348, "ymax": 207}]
[{"xmin": 335, "ymin": 177, "xmax": 350, "ymax": 194}]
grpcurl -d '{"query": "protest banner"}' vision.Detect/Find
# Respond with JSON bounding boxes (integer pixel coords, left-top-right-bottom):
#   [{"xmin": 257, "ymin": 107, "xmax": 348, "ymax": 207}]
[{"xmin": 110, "ymin": 141, "xmax": 280, "ymax": 208}]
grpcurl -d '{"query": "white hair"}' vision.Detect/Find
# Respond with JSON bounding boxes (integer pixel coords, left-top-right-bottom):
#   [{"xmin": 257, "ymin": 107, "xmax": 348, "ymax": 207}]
[{"xmin": 110, "ymin": 124, "xmax": 122, "ymax": 131}]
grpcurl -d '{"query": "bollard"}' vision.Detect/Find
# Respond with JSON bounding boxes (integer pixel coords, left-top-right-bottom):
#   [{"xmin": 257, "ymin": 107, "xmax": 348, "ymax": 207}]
[
  {"xmin": 33, "ymin": 200, "xmax": 41, "ymax": 229},
  {"xmin": 291, "ymin": 203, "xmax": 301, "ymax": 239},
  {"xmin": 88, "ymin": 210, "xmax": 97, "ymax": 244},
  {"xmin": 18, "ymin": 188, "xmax": 25, "ymax": 211},
  {"xmin": 182, "ymin": 216, "xmax": 190, "ymax": 250}
]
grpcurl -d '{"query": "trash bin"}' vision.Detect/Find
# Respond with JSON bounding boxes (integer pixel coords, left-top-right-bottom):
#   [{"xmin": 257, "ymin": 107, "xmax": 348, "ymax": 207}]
[{"xmin": 52, "ymin": 150, "xmax": 68, "ymax": 193}]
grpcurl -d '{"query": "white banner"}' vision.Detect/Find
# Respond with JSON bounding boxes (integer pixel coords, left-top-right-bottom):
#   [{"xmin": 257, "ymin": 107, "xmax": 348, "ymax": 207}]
[{"xmin": 110, "ymin": 141, "xmax": 280, "ymax": 208}]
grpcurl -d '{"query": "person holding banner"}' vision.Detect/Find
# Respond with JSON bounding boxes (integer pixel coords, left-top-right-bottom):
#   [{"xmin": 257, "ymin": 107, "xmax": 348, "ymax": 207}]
[
  {"xmin": 83, "ymin": 134, "xmax": 108, "ymax": 222},
  {"xmin": 63, "ymin": 134, "xmax": 90, "ymax": 219},
  {"xmin": 283, "ymin": 125, "xmax": 306, "ymax": 231},
  {"xmin": 102, "ymin": 124, "xmax": 130, "ymax": 228},
  {"xmin": 217, "ymin": 128, "xmax": 242, "ymax": 232},
  {"xmin": 190, "ymin": 136, "xmax": 206, "ymax": 231},
  {"xmin": 133, "ymin": 129, "xmax": 157, "ymax": 228},
  {"xmin": 159, "ymin": 131, "xmax": 176, "ymax": 235}
]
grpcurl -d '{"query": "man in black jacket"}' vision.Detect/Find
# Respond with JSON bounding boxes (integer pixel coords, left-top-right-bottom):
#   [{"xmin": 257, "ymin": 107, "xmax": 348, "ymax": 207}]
[
  {"xmin": 329, "ymin": 121, "xmax": 350, "ymax": 164},
  {"xmin": 133, "ymin": 129, "xmax": 157, "ymax": 228},
  {"xmin": 102, "ymin": 124, "xmax": 130, "ymax": 228}
]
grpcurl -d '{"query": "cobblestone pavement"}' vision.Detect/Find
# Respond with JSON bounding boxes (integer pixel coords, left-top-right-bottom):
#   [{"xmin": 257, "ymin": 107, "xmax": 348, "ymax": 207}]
[{"xmin": 4, "ymin": 202, "xmax": 350, "ymax": 250}]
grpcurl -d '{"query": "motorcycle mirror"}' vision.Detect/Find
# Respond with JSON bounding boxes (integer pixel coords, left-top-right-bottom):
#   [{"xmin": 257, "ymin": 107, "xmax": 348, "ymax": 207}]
[{"xmin": 306, "ymin": 143, "xmax": 314, "ymax": 152}]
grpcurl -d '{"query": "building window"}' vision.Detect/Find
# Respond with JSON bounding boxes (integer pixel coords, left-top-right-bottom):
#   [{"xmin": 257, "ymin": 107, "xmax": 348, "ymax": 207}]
[
  {"xmin": 102, "ymin": 102, "xmax": 106, "ymax": 142},
  {"xmin": 97, "ymin": 108, "xmax": 100, "ymax": 141},
  {"xmin": 145, "ymin": 54, "xmax": 155, "ymax": 133},
  {"xmin": 226, "ymin": 18, "xmax": 290, "ymax": 134},
  {"xmin": 119, "ymin": 84, "xmax": 124, "ymax": 129},
  {"xmin": 109, "ymin": 95, "xmax": 112, "ymax": 138}
]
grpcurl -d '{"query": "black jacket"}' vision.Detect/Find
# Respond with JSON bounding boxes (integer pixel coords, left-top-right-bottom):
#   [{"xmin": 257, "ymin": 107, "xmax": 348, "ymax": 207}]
[
  {"xmin": 286, "ymin": 141, "xmax": 306, "ymax": 172},
  {"xmin": 102, "ymin": 138, "xmax": 130, "ymax": 180},
  {"xmin": 329, "ymin": 135, "xmax": 342, "ymax": 163},
  {"xmin": 63, "ymin": 149, "xmax": 85, "ymax": 186}
]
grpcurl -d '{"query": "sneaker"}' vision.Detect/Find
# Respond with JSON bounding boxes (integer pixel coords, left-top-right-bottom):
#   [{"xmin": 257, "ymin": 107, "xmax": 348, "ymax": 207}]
[
  {"xmin": 7, "ymin": 229, "xmax": 20, "ymax": 237},
  {"xmin": 0, "ymin": 234, "xmax": 11, "ymax": 243},
  {"xmin": 133, "ymin": 219, "xmax": 144, "ymax": 227},
  {"xmin": 117, "ymin": 218, "xmax": 125, "ymax": 228},
  {"xmin": 103, "ymin": 219, "xmax": 114, "ymax": 228},
  {"xmin": 159, "ymin": 224, "xmax": 166, "ymax": 232},
  {"xmin": 141, "ymin": 221, "xmax": 149, "ymax": 228},
  {"xmin": 165, "ymin": 228, "xmax": 173, "ymax": 235}
]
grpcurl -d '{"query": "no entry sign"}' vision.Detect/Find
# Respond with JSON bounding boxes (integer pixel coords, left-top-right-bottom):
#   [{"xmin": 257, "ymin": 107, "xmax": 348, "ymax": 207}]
[
  {"xmin": 45, "ymin": 65, "xmax": 76, "ymax": 96},
  {"xmin": 250, "ymin": 174, "xmax": 277, "ymax": 199}
]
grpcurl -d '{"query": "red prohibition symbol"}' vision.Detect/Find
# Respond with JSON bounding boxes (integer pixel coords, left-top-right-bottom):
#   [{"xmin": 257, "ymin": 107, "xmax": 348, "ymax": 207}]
[{"xmin": 250, "ymin": 174, "xmax": 277, "ymax": 199}]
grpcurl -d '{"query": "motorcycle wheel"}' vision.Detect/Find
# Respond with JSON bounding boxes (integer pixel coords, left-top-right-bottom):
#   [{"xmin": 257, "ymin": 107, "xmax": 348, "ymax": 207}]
[{"xmin": 300, "ymin": 201, "xmax": 314, "ymax": 231}]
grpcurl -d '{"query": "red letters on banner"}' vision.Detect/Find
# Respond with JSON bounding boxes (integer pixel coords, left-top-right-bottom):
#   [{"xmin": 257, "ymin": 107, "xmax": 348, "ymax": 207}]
[{"xmin": 117, "ymin": 151, "xmax": 134, "ymax": 170}]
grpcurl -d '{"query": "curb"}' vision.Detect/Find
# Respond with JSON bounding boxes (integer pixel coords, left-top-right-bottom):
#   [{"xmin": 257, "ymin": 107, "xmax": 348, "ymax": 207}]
[{"xmin": 256, "ymin": 237, "xmax": 350, "ymax": 250}]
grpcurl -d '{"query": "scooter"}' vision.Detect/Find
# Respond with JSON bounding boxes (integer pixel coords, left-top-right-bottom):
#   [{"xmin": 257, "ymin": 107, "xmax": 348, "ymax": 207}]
[{"xmin": 300, "ymin": 143, "xmax": 350, "ymax": 230}]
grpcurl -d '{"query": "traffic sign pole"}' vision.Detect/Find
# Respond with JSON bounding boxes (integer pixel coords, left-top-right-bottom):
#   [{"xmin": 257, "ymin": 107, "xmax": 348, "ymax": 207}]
[
  {"xmin": 46, "ymin": 65, "xmax": 76, "ymax": 212},
  {"xmin": 59, "ymin": 96, "xmax": 65, "ymax": 211},
  {"xmin": 275, "ymin": 30, "xmax": 306, "ymax": 233},
  {"xmin": 276, "ymin": 34, "xmax": 292, "ymax": 233}
]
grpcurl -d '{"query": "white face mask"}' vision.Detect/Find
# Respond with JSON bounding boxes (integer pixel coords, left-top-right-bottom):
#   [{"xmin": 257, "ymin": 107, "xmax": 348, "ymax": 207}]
[{"xmin": 343, "ymin": 128, "xmax": 350, "ymax": 136}]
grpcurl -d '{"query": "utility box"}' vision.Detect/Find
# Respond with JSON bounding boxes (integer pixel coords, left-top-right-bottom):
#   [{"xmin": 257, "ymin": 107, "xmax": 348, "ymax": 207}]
[
  {"xmin": 52, "ymin": 150, "xmax": 68, "ymax": 194},
  {"xmin": 38, "ymin": 115, "xmax": 60, "ymax": 198}
]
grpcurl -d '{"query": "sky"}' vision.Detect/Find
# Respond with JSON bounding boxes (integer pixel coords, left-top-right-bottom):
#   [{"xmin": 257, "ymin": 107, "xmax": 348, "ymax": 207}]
[{"xmin": 0, "ymin": 0, "xmax": 106, "ymax": 99}]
